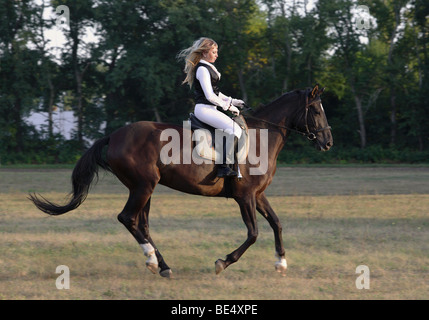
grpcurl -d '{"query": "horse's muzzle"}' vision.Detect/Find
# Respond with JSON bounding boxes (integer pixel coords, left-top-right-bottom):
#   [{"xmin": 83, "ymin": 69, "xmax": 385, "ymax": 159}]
[
  {"xmin": 316, "ymin": 131, "xmax": 333, "ymax": 151},
  {"xmin": 316, "ymin": 137, "xmax": 333, "ymax": 151},
  {"xmin": 321, "ymin": 140, "xmax": 333, "ymax": 151}
]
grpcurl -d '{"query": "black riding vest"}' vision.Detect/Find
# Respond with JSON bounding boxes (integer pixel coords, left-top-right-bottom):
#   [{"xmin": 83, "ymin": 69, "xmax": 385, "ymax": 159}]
[{"xmin": 194, "ymin": 62, "xmax": 220, "ymax": 106}]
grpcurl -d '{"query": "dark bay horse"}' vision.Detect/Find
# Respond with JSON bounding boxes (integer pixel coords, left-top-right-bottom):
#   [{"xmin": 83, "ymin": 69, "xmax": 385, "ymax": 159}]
[{"xmin": 29, "ymin": 85, "xmax": 333, "ymax": 278}]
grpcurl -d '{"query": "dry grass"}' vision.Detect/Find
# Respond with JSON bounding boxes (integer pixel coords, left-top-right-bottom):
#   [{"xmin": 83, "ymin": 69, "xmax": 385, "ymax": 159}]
[{"xmin": 1, "ymin": 186, "xmax": 428, "ymax": 300}]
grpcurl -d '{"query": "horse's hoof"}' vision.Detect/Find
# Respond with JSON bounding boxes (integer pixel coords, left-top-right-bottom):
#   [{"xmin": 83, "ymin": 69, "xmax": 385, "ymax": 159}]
[
  {"xmin": 146, "ymin": 262, "xmax": 158, "ymax": 274},
  {"xmin": 160, "ymin": 268, "xmax": 172, "ymax": 278},
  {"xmin": 275, "ymin": 256, "xmax": 287, "ymax": 276},
  {"xmin": 275, "ymin": 264, "xmax": 287, "ymax": 276},
  {"xmin": 215, "ymin": 259, "xmax": 226, "ymax": 275},
  {"xmin": 145, "ymin": 251, "xmax": 159, "ymax": 274}
]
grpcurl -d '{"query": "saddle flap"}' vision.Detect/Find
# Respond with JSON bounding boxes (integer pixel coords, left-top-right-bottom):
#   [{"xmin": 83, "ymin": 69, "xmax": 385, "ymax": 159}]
[{"xmin": 187, "ymin": 113, "xmax": 249, "ymax": 163}]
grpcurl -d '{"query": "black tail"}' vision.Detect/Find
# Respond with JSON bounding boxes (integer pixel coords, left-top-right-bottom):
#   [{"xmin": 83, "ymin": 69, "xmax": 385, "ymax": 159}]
[{"xmin": 29, "ymin": 136, "xmax": 111, "ymax": 216}]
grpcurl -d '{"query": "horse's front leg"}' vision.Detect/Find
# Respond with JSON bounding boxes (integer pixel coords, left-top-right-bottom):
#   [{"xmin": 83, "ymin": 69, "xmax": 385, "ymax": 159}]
[
  {"xmin": 256, "ymin": 192, "xmax": 287, "ymax": 275},
  {"xmin": 215, "ymin": 195, "xmax": 258, "ymax": 274}
]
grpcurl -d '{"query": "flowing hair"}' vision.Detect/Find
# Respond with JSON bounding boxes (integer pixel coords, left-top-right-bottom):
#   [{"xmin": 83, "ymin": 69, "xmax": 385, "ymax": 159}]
[{"xmin": 177, "ymin": 37, "xmax": 218, "ymax": 88}]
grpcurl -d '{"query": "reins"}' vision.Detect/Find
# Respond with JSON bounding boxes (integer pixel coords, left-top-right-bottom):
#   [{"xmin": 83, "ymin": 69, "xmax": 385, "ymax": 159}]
[
  {"xmin": 243, "ymin": 112, "xmax": 314, "ymax": 139},
  {"xmin": 241, "ymin": 94, "xmax": 331, "ymax": 141}
]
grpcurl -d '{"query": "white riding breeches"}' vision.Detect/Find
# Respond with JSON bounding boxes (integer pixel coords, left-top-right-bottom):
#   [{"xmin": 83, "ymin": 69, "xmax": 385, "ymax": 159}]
[{"xmin": 194, "ymin": 104, "xmax": 242, "ymax": 139}]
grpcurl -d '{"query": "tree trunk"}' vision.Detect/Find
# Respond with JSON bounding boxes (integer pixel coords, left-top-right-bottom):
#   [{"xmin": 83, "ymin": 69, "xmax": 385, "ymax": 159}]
[
  {"xmin": 237, "ymin": 69, "xmax": 248, "ymax": 102},
  {"xmin": 71, "ymin": 23, "xmax": 91, "ymax": 152},
  {"xmin": 282, "ymin": 40, "xmax": 292, "ymax": 93},
  {"xmin": 13, "ymin": 97, "xmax": 23, "ymax": 153},
  {"xmin": 75, "ymin": 72, "xmax": 84, "ymax": 150},
  {"xmin": 47, "ymin": 74, "xmax": 55, "ymax": 138},
  {"xmin": 390, "ymin": 93, "xmax": 397, "ymax": 146},
  {"xmin": 307, "ymin": 55, "xmax": 312, "ymax": 86},
  {"xmin": 153, "ymin": 106, "xmax": 162, "ymax": 123},
  {"xmin": 351, "ymin": 88, "xmax": 366, "ymax": 149},
  {"xmin": 387, "ymin": 3, "xmax": 400, "ymax": 147}
]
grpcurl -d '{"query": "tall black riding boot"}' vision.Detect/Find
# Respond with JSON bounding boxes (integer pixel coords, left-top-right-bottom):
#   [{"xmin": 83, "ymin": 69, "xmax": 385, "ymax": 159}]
[{"xmin": 217, "ymin": 136, "xmax": 238, "ymax": 178}]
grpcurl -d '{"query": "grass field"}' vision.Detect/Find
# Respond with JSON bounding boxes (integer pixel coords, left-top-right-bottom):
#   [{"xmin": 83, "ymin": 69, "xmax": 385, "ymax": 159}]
[{"xmin": 0, "ymin": 166, "xmax": 428, "ymax": 300}]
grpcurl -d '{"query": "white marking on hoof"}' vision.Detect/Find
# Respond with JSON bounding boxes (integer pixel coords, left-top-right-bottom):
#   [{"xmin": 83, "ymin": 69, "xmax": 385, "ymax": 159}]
[
  {"xmin": 145, "ymin": 254, "xmax": 158, "ymax": 274},
  {"xmin": 275, "ymin": 254, "xmax": 287, "ymax": 276},
  {"xmin": 146, "ymin": 262, "xmax": 158, "ymax": 274},
  {"xmin": 140, "ymin": 243, "xmax": 158, "ymax": 274},
  {"xmin": 215, "ymin": 259, "xmax": 225, "ymax": 275}
]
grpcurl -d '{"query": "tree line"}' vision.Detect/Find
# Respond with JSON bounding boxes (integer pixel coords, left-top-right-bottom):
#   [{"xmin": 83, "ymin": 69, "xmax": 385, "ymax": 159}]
[{"xmin": 0, "ymin": 0, "xmax": 428, "ymax": 164}]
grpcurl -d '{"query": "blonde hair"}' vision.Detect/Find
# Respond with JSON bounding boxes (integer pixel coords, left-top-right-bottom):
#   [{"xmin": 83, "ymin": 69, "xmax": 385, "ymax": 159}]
[{"xmin": 177, "ymin": 37, "xmax": 218, "ymax": 87}]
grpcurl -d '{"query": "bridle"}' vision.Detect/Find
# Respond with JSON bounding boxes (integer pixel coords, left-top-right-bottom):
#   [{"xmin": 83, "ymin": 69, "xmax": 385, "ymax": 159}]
[
  {"xmin": 301, "ymin": 96, "xmax": 332, "ymax": 141},
  {"xmin": 242, "ymin": 95, "xmax": 332, "ymax": 141}
]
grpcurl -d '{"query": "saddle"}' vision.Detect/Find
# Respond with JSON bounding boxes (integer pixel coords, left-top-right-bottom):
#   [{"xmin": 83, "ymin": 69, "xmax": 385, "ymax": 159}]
[{"xmin": 188, "ymin": 113, "xmax": 249, "ymax": 164}]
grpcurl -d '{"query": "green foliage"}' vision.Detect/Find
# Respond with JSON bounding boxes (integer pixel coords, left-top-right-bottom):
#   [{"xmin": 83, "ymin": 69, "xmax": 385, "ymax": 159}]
[
  {"xmin": 0, "ymin": 0, "xmax": 428, "ymax": 164},
  {"xmin": 0, "ymin": 129, "xmax": 82, "ymax": 165}
]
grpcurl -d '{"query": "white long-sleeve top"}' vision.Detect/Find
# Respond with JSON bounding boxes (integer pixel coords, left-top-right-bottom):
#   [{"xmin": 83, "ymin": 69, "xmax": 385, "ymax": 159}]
[{"xmin": 196, "ymin": 59, "xmax": 231, "ymax": 110}]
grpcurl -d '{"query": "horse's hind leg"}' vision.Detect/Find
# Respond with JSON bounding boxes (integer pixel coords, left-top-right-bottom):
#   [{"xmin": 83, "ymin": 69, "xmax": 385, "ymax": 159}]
[
  {"xmin": 117, "ymin": 189, "xmax": 163, "ymax": 275},
  {"xmin": 139, "ymin": 197, "xmax": 172, "ymax": 278}
]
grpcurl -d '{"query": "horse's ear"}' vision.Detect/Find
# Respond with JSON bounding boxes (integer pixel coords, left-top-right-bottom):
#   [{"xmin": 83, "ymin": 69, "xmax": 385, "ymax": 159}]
[
  {"xmin": 318, "ymin": 87, "xmax": 325, "ymax": 95},
  {"xmin": 311, "ymin": 84, "xmax": 319, "ymax": 98}
]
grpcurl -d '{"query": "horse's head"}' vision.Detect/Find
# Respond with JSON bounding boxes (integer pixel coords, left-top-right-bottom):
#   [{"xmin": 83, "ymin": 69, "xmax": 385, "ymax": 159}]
[{"xmin": 296, "ymin": 85, "xmax": 333, "ymax": 151}]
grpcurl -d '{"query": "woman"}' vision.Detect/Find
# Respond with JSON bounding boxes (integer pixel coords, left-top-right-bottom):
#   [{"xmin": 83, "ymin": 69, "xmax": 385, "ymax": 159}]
[{"xmin": 178, "ymin": 37, "xmax": 245, "ymax": 177}]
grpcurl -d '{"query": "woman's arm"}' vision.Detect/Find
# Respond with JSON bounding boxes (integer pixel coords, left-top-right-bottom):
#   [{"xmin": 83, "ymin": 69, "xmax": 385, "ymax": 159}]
[{"xmin": 196, "ymin": 66, "xmax": 231, "ymax": 110}]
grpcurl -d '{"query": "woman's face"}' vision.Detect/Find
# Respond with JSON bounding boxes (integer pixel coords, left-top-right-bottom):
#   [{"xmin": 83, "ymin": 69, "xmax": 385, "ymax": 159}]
[{"xmin": 204, "ymin": 45, "xmax": 218, "ymax": 63}]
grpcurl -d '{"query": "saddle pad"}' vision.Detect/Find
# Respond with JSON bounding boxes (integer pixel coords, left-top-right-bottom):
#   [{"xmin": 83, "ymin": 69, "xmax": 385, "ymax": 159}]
[{"xmin": 190, "ymin": 115, "xmax": 249, "ymax": 163}]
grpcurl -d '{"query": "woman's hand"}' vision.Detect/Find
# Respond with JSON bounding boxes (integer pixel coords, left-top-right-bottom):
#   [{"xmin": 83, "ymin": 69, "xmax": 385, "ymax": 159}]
[
  {"xmin": 232, "ymin": 99, "xmax": 245, "ymax": 109},
  {"xmin": 228, "ymin": 105, "xmax": 240, "ymax": 116}
]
